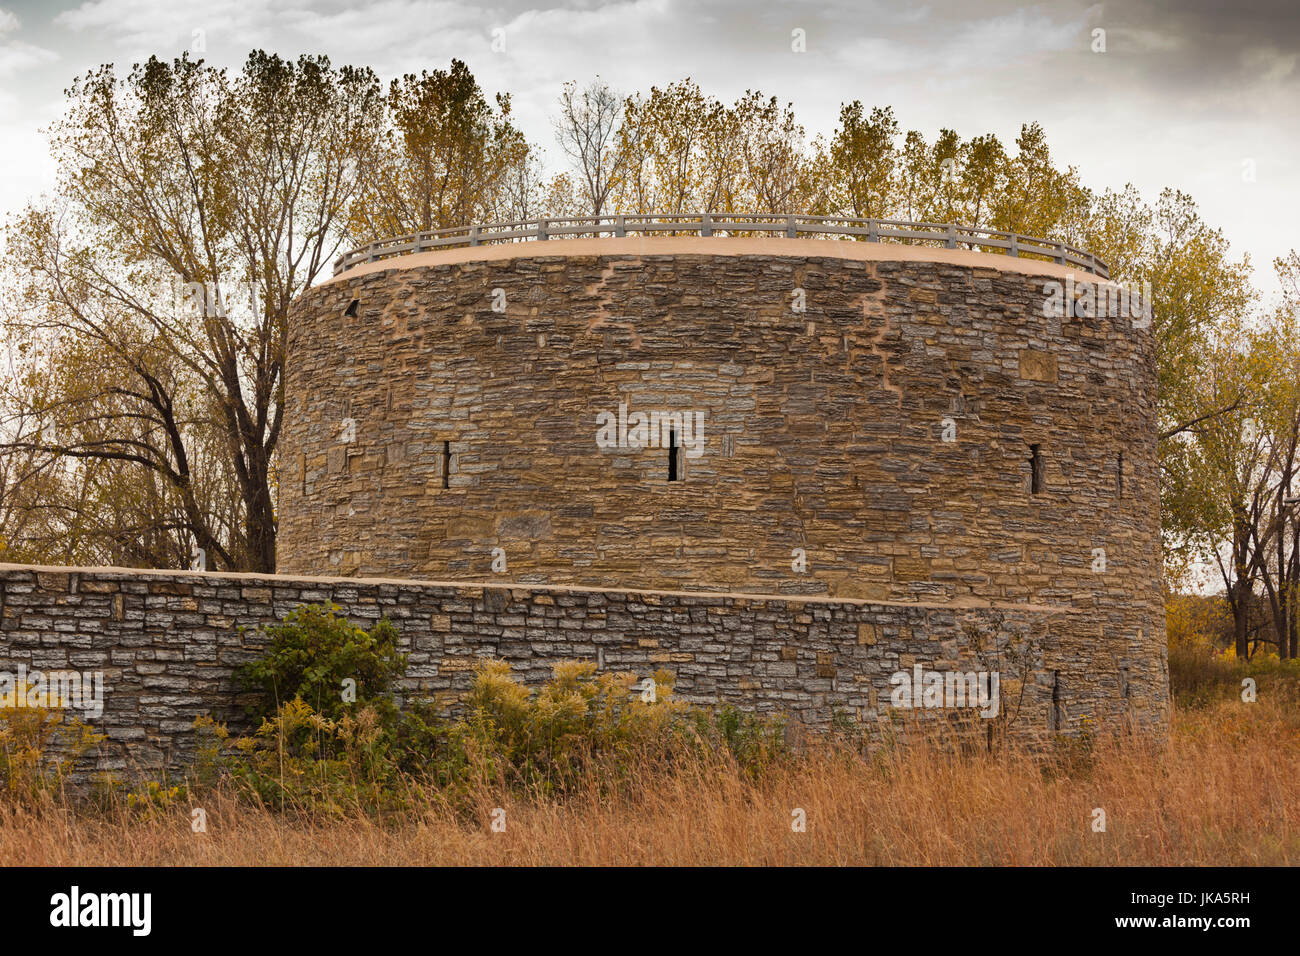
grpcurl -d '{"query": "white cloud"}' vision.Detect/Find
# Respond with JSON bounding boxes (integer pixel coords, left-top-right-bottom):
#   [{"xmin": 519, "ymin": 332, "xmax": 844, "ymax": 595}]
[
  {"xmin": 55, "ymin": 0, "xmax": 282, "ymax": 58},
  {"xmin": 0, "ymin": 41, "xmax": 56, "ymax": 76},
  {"xmin": 0, "ymin": 8, "xmax": 57, "ymax": 80},
  {"xmin": 1, "ymin": 0, "xmax": 1295, "ymax": 294}
]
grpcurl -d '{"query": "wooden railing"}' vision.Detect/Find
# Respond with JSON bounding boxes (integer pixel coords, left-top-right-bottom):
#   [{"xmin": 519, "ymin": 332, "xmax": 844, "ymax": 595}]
[{"xmin": 333, "ymin": 213, "xmax": 1109, "ymax": 279}]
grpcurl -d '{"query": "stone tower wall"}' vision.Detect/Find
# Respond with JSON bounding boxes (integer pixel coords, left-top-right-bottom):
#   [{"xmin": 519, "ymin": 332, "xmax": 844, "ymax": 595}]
[{"xmin": 276, "ymin": 238, "xmax": 1166, "ymax": 734}]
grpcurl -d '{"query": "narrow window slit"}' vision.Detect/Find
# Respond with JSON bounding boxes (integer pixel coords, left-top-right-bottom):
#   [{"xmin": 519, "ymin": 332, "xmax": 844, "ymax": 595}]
[
  {"xmin": 442, "ymin": 440, "xmax": 451, "ymax": 489},
  {"xmin": 668, "ymin": 427, "xmax": 679, "ymax": 482},
  {"xmin": 344, "ymin": 299, "xmax": 359, "ymax": 318},
  {"xmin": 1116, "ymin": 451, "xmax": 1124, "ymax": 497},
  {"xmin": 1049, "ymin": 670, "xmax": 1062, "ymax": 732},
  {"xmin": 1029, "ymin": 444, "xmax": 1044, "ymax": 495}
]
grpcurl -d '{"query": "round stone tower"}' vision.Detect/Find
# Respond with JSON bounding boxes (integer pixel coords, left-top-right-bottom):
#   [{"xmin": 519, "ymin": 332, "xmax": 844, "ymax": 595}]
[{"xmin": 280, "ymin": 232, "xmax": 1168, "ymax": 735}]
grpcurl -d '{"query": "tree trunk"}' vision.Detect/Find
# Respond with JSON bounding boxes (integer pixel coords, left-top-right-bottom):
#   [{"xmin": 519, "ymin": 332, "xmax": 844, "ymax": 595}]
[{"xmin": 1233, "ymin": 582, "xmax": 1249, "ymax": 659}]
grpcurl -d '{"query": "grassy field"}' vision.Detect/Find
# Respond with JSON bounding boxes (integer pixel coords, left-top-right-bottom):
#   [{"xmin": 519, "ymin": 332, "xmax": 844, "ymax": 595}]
[{"xmin": 3, "ymin": 685, "xmax": 1297, "ymax": 867}]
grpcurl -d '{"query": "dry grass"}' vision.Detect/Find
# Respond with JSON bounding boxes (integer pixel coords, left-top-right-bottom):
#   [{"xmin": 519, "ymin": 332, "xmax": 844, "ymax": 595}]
[{"xmin": 2, "ymin": 694, "xmax": 1297, "ymax": 866}]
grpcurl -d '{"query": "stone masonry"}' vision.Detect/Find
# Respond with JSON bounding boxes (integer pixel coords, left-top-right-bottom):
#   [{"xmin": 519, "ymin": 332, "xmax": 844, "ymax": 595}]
[
  {"xmin": 0, "ymin": 564, "xmax": 1156, "ymax": 776},
  {"xmin": 277, "ymin": 238, "xmax": 1167, "ymax": 738},
  {"xmin": 0, "ymin": 239, "xmax": 1169, "ymax": 772},
  {"xmin": 282, "ymin": 243, "xmax": 1160, "ymax": 608}
]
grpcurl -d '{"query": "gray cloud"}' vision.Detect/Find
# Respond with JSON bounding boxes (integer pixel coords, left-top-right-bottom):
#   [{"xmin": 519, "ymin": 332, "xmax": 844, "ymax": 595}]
[{"xmin": 1, "ymin": 0, "xmax": 1296, "ymax": 292}]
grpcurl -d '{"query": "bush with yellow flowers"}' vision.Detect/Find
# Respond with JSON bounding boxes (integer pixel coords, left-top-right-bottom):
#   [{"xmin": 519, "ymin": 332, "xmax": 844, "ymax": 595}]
[
  {"xmin": 0, "ymin": 682, "xmax": 103, "ymax": 801},
  {"xmin": 189, "ymin": 603, "xmax": 790, "ymax": 815}
]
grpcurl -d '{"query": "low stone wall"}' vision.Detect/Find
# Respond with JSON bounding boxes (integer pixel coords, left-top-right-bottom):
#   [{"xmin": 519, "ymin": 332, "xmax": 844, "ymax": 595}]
[{"xmin": 0, "ymin": 563, "xmax": 1163, "ymax": 777}]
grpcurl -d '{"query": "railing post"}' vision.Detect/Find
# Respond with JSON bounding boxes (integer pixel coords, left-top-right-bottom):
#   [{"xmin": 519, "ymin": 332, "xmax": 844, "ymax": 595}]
[
  {"xmin": 469, "ymin": 226, "xmax": 480, "ymax": 247},
  {"xmin": 537, "ymin": 219, "xmax": 548, "ymax": 241},
  {"xmin": 945, "ymin": 224, "xmax": 958, "ymax": 249},
  {"xmin": 786, "ymin": 214, "xmax": 797, "ymax": 238},
  {"xmin": 1088, "ymin": 253, "xmax": 1097, "ymax": 275},
  {"xmin": 867, "ymin": 219, "xmax": 879, "ymax": 242},
  {"xmin": 615, "ymin": 216, "xmax": 626, "ymax": 238},
  {"xmin": 1056, "ymin": 242, "xmax": 1067, "ymax": 266},
  {"xmin": 1008, "ymin": 235, "xmax": 1019, "ymax": 258},
  {"xmin": 701, "ymin": 213, "xmax": 713, "ymax": 237}
]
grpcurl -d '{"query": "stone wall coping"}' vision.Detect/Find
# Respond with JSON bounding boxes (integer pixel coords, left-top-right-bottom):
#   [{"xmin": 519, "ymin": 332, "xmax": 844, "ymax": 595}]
[
  {"xmin": 0, "ymin": 562, "xmax": 1079, "ymax": 614},
  {"xmin": 318, "ymin": 236, "xmax": 1103, "ymax": 288}
]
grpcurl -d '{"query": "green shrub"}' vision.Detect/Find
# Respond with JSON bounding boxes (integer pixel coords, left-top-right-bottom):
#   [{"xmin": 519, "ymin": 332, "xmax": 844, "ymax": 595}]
[
  {"xmin": 205, "ymin": 606, "xmax": 791, "ymax": 815},
  {"xmin": 699, "ymin": 705, "xmax": 788, "ymax": 775},
  {"xmin": 196, "ymin": 702, "xmax": 413, "ymax": 815},
  {"xmin": 236, "ymin": 604, "xmax": 406, "ymax": 722}
]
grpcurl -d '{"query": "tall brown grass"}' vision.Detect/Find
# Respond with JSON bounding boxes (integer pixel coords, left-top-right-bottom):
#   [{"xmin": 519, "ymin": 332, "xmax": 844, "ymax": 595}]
[{"xmin": 2, "ymin": 692, "xmax": 1296, "ymax": 866}]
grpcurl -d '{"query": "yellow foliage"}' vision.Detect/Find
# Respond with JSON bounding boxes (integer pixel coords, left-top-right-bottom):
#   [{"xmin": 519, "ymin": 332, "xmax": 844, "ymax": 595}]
[{"xmin": 0, "ymin": 680, "xmax": 103, "ymax": 799}]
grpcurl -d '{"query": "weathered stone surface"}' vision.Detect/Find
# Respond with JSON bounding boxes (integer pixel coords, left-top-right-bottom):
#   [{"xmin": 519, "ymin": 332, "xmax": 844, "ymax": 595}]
[
  {"xmin": 0, "ymin": 564, "xmax": 1164, "ymax": 776},
  {"xmin": 0, "ymin": 244, "xmax": 1169, "ymax": 777},
  {"xmin": 1018, "ymin": 349, "xmax": 1059, "ymax": 382},
  {"xmin": 276, "ymin": 247, "xmax": 1166, "ymax": 730},
  {"xmin": 280, "ymin": 250, "xmax": 1162, "ymax": 619}
]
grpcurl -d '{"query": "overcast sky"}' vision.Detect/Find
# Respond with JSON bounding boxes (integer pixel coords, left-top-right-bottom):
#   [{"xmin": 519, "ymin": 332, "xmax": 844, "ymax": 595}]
[{"xmin": 1, "ymin": 0, "xmax": 1296, "ymax": 296}]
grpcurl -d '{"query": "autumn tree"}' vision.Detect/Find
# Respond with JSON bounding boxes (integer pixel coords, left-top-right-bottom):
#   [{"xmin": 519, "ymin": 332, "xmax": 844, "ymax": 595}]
[
  {"xmin": 611, "ymin": 83, "xmax": 814, "ymax": 220},
  {"xmin": 488, "ymin": 146, "xmax": 582, "ymax": 223},
  {"xmin": 1, "ymin": 51, "xmax": 382, "ymax": 572},
  {"xmin": 613, "ymin": 79, "xmax": 715, "ymax": 215},
  {"xmin": 819, "ymin": 102, "xmax": 899, "ymax": 219},
  {"xmin": 992, "ymin": 123, "xmax": 1071, "ymax": 236},
  {"xmin": 958, "ymin": 134, "xmax": 1009, "ymax": 229},
  {"xmin": 737, "ymin": 92, "xmax": 810, "ymax": 214},
  {"xmin": 349, "ymin": 59, "xmax": 526, "ymax": 239},
  {"xmin": 1161, "ymin": 319, "xmax": 1267, "ymax": 656},
  {"xmin": 1242, "ymin": 257, "xmax": 1300, "ymax": 658},
  {"xmin": 553, "ymin": 79, "xmax": 624, "ymax": 217}
]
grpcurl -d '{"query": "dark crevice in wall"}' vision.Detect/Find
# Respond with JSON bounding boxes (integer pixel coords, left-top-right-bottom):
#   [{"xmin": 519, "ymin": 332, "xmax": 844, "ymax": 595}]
[{"xmin": 1050, "ymin": 670, "xmax": 1063, "ymax": 731}]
